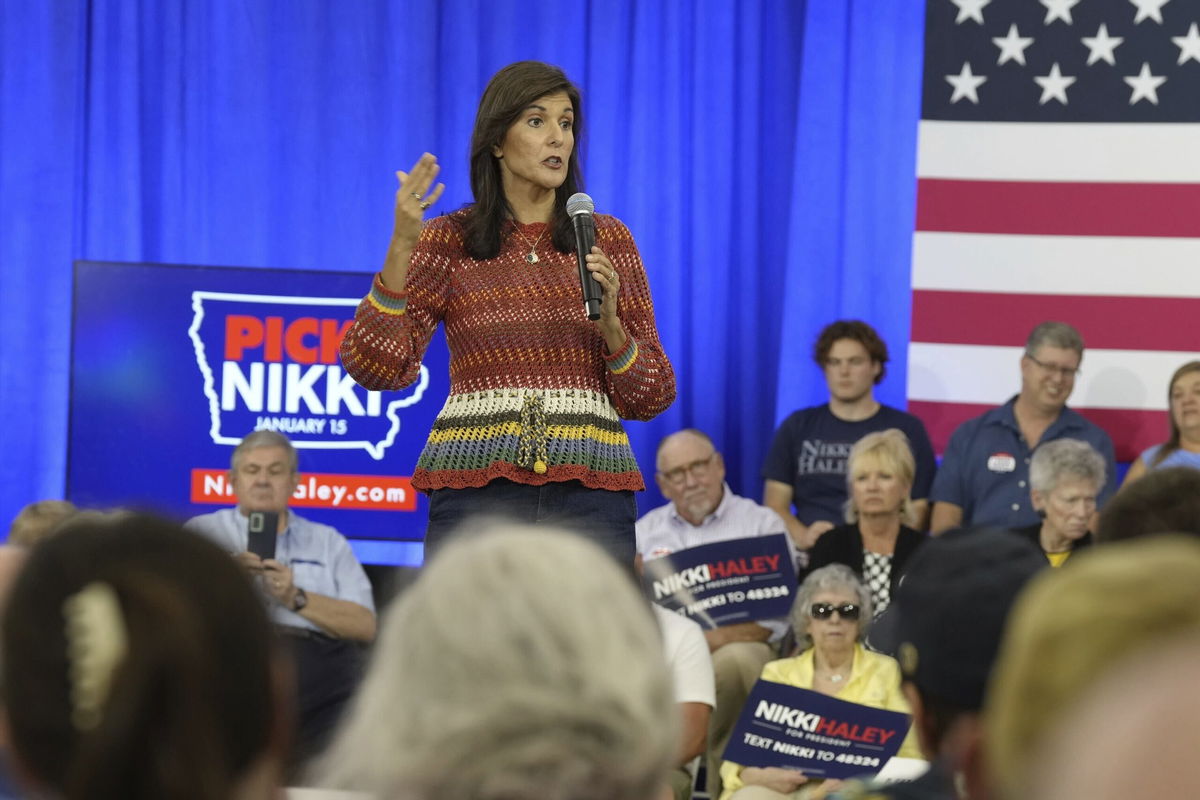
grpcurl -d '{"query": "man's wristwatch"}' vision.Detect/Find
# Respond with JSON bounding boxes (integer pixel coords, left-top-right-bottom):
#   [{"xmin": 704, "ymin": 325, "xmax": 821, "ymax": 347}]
[{"xmin": 292, "ymin": 587, "xmax": 308, "ymax": 612}]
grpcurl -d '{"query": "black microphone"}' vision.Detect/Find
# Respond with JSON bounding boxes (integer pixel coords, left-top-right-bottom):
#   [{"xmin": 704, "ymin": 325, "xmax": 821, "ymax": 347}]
[{"xmin": 567, "ymin": 192, "xmax": 602, "ymax": 321}]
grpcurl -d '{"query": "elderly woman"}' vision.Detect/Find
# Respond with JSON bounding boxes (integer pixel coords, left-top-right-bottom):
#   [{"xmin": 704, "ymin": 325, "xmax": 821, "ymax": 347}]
[
  {"xmin": 805, "ymin": 429, "xmax": 925, "ymax": 615},
  {"xmin": 718, "ymin": 565, "xmax": 920, "ymax": 800},
  {"xmin": 1015, "ymin": 438, "xmax": 1106, "ymax": 566},
  {"xmin": 1121, "ymin": 360, "xmax": 1200, "ymax": 488}
]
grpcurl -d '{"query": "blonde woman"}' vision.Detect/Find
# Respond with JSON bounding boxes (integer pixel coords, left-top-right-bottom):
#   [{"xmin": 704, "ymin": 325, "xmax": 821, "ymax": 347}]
[{"xmin": 804, "ymin": 429, "xmax": 925, "ymax": 615}]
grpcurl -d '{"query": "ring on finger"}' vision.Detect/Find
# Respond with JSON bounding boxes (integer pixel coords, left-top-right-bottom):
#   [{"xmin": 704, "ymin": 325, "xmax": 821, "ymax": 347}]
[
  {"xmin": 410, "ymin": 191, "xmax": 423, "ymax": 202},
  {"xmin": 419, "ymin": 201, "xmax": 432, "ymax": 211}
]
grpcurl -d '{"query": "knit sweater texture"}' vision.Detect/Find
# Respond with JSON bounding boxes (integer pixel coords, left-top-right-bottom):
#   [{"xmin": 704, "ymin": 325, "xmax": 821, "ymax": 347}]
[{"xmin": 340, "ymin": 208, "xmax": 675, "ymax": 492}]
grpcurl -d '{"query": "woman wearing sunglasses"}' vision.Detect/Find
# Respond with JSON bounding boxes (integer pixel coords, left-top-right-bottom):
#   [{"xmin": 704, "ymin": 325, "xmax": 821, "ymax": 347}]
[{"xmin": 718, "ymin": 565, "xmax": 921, "ymax": 800}]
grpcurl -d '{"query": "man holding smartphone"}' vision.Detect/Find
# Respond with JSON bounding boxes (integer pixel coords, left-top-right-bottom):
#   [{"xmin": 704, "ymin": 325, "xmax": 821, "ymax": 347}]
[{"xmin": 186, "ymin": 430, "xmax": 376, "ymax": 768}]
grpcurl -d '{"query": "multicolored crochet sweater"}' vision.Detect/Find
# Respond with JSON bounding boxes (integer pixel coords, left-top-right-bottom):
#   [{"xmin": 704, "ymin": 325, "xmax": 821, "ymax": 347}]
[{"xmin": 340, "ymin": 208, "xmax": 676, "ymax": 492}]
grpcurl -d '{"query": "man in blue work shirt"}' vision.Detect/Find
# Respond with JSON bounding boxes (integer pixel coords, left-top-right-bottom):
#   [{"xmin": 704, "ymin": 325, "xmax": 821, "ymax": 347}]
[{"xmin": 929, "ymin": 321, "xmax": 1116, "ymax": 533}]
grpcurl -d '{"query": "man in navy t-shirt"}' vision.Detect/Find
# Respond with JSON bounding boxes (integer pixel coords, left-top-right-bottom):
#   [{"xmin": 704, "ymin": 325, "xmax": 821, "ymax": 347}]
[{"xmin": 763, "ymin": 320, "xmax": 936, "ymax": 549}]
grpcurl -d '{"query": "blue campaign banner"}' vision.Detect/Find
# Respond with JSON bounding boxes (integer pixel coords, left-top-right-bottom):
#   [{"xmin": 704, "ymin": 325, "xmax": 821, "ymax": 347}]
[
  {"xmin": 723, "ymin": 680, "xmax": 910, "ymax": 779},
  {"xmin": 642, "ymin": 534, "xmax": 797, "ymax": 628},
  {"xmin": 68, "ymin": 261, "xmax": 451, "ymax": 566}
]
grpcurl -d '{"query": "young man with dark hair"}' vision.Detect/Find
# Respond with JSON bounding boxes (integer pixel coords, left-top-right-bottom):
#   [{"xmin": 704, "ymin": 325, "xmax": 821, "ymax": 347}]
[{"xmin": 764, "ymin": 320, "xmax": 936, "ymax": 548}]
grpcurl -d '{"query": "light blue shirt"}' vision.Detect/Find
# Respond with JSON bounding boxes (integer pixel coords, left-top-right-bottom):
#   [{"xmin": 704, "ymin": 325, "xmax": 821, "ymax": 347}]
[
  {"xmin": 1139, "ymin": 444, "xmax": 1200, "ymax": 472},
  {"xmin": 636, "ymin": 484, "xmax": 796, "ymax": 641},
  {"xmin": 186, "ymin": 507, "xmax": 375, "ymax": 632}
]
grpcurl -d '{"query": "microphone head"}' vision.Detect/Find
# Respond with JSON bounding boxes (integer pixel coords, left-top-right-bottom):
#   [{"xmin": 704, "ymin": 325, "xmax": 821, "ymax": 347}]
[{"xmin": 566, "ymin": 192, "xmax": 594, "ymax": 217}]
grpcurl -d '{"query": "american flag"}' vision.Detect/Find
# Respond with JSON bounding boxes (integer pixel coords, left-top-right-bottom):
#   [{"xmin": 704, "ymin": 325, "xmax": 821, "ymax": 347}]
[{"xmin": 908, "ymin": 0, "xmax": 1200, "ymax": 462}]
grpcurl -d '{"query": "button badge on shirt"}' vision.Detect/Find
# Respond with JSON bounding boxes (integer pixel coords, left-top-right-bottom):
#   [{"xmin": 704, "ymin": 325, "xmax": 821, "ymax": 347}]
[{"xmin": 987, "ymin": 453, "xmax": 1017, "ymax": 473}]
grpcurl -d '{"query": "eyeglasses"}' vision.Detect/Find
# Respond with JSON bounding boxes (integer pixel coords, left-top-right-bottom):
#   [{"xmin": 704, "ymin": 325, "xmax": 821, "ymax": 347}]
[
  {"xmin": 809, "ymin": 603, "xmax": 861, "ymax": 621},
  {"xmin": 1026, "ymin": 354, "xmax": 1080, "ymax": 379},
  {"xmin": 658, "ymin": 452, "xmax": 717, "ymax": 486}
]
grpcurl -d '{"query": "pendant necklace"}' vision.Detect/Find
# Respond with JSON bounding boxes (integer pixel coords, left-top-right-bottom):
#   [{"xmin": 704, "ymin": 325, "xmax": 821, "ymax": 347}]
[{"xmin": 514, "ymin": 225, "xmax": 547, "ymax": 264}]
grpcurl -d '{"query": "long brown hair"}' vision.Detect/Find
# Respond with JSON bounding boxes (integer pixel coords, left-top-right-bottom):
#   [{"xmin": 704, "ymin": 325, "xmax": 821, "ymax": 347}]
[
  {"xmin": 1, "ymin": 514, "xmax": 280, "ymax": 800},
  {"xmin": 464, "ymin": 61, "xmax": 584, "ymax": 260},
  {"xmin": 1150, "ymin": 360, "xmax": 1200, "ymax": 467}
]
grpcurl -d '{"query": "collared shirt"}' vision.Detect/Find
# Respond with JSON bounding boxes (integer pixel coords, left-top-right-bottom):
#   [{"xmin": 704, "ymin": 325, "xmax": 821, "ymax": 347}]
[
  {"xmin": 637, "ymin": 485, "xmax": 796, "ymax": 640},
  {"xmin": 929, "ymin": 396, "xmax": 1117, "ymax": 529},
  {"xmin": 186, "ymin": 508, "xmax": 375, "ymax": 632}
]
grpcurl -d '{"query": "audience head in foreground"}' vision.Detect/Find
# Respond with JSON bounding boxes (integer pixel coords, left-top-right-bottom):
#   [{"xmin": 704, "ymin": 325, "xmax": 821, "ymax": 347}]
[
  {"xmin": 1028, "ymin": 635, "xmax": 1200, "ymax": 800},
  {"xmin": 985, "ymin": 535, "xmax": 1200, "ymax": 800},
  {"xmin": 318, "ymin": 524, "xmax": 676, "ymax": 800},
  {"xmin": 0, "ymin": 512, "xmax": 284, "ymax": 800},
  {"xmin": 1096, "ymin": 465, "xmax": 1200, "ymax": 542},
  {"xmin": 882, "ymin": 528, "xmax": 1044, "ymax": 799}
]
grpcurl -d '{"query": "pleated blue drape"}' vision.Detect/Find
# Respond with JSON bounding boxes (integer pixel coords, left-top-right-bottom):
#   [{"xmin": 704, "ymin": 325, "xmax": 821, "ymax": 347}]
[{"xmin": 0, "ymin": 0, "xmax": 925, "ymax": 526}]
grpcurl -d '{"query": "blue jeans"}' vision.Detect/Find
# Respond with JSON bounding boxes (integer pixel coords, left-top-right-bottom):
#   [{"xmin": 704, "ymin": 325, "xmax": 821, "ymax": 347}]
[{"xmin": 424, "ymin": 479, "xmax": 637, "ymax": 567}]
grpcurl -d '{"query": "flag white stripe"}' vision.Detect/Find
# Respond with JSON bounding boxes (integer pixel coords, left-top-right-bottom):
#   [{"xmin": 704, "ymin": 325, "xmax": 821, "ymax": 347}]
[
  {"xmin": 906, "ymin": 343, "xmax": 1199, "ymax": 410},
  {"xmin": 911, "ymin": 232, "xmax": 1200, "ymax": 297},
  {"xmin": 917, "ymin": 121, "xmax": 1200, "ymax": 183}
]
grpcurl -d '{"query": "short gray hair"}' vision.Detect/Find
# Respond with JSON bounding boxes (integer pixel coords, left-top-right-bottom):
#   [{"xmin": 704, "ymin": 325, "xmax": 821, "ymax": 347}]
[
  {"xmin": 1025, "ymin": 321, "xmax": 1084, "ymax": 359},
  {"xmin": 231, "ymin": 430, "xmax": 297, "ymax": 473},
  {"xmin": 791, "ymin": 564, "xmax": 873, "ymax": 643},
  {"xmin": 1030, "ymin": 439, "xmax": 1107, "ymax": 494},
  {"xmin": 315, "ymin": 524, "xmax": 676, "ymax": 800}
]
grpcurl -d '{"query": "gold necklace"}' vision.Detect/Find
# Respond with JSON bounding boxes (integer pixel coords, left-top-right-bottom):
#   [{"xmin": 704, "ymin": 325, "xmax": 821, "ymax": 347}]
[{"xmin": 513, "ymin": 225, "xmax": 547, "ymax": 264}]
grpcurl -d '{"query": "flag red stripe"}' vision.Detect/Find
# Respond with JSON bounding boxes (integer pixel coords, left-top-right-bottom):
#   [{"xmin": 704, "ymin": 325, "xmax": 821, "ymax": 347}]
[
  {"xmin": 915, "ymin": 179, "xmax": 1200, "ymax": 237},
  {"xmin": 909, "ymin": 400, "xmax": 1165, "ymax": 463},
  {"xmin": 911, "ymin": 290, "xmax": 1200, "ymax": 352}
]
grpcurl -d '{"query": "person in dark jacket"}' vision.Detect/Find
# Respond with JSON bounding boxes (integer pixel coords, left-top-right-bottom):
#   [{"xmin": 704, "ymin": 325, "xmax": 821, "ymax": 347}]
[{"xmin": 806, "ymin": 429, "xmax": 926, "ymax": 615}]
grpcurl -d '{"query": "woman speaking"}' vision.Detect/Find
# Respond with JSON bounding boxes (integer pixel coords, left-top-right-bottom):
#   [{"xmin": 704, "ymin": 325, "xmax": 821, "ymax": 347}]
[{"xmin": 340, "ymin": 61, "xmax": 675, "ymax": 563}]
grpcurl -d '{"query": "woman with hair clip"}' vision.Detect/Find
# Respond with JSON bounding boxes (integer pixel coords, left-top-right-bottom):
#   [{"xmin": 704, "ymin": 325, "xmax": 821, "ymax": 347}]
[
  {"xmin": 1120, "ymin": 360, "xmax": 1200, "ymax": 488},
  {"xmin": 0, "ymin": 513, "xmax": 286, "ymax": 800},
  {"xmin": 340, "ymin": 60, "xmax": 675, "ymax": 564}
]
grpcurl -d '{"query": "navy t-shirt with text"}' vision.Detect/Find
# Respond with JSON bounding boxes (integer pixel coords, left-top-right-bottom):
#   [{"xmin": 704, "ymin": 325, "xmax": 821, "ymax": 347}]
[{"xmin": 762, "ymin": 404, "xmax": 937, "ymax": 526}]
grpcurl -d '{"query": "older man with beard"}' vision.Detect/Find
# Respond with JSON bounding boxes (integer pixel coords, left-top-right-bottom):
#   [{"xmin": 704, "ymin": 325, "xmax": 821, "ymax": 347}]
[{"xmin": 636, "ymin": 429, "xmax": 794, "ymax": 799}]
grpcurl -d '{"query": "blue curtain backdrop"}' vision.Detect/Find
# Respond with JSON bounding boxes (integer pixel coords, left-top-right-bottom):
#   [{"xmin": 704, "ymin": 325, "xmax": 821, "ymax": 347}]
[{"xmin": 0, "ymin": 0, "xmax": 925, "ymax": 528}]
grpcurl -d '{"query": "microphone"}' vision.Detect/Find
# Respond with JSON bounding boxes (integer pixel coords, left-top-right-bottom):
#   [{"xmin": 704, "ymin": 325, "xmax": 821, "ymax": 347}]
[{"xmin": 567, "ymin": 192, "xmax": 602, "ymax": 321}]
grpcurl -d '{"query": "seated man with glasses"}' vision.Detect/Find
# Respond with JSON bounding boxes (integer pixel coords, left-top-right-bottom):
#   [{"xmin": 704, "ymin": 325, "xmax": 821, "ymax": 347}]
[
  {"xmin": 930, "ymin": 321, "xmax": 1116, "ymax": 533},
  {"xmin": 636, "ymin": 429, "xmax": 796, "ymax": 799}
]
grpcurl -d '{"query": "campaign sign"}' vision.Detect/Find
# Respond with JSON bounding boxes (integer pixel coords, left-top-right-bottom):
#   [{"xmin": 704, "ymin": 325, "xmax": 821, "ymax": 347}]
[
  {"xmin": 723, "ymin": 681, "xmax": 910, "ymax": 779},
  {"xmin": 642, "ymin": 534, "xmax": 796, "ymax": 628},
  {"xmin": 68, "ymin": 261, "xmax": 451, "ymax": 565}
]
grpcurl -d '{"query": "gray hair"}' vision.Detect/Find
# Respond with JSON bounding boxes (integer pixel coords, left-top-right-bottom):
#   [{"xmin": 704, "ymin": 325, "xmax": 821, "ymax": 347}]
[
  {"xmin": 1025, "ymin": 321, "xmax": 1084, "ymax": 359},
  {"xmin": 1030, "ymin": 439, "xmax": 1107, "ymax": 494},
  {"xmin": 230, "ymin": 430, "xmax": 297, "ymax": 473},
  {"xmin": 791, "ymin": 564, "xmax": 873, "ymax": 643},
  {"xmin": 315, "ymin": 524, "xmax": 676, "ymax": 800}
]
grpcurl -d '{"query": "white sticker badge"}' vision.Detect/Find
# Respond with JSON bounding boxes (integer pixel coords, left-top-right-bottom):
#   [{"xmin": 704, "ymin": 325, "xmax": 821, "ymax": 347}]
[{"xmin": 987, "ymin": 453, "xmax": 1017, "ymax": 473}]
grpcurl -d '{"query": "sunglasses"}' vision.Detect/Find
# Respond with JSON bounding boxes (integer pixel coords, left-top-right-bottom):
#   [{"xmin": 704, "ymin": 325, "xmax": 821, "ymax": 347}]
[{"xmin": 809, "ymin": 602, "xmax": 861, "ymax": 621}]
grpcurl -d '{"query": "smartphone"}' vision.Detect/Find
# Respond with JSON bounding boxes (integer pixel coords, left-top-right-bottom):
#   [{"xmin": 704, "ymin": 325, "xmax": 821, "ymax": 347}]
[{"xmin": 246, "ymin": 511, "xmax": 278, "ymax": 561}]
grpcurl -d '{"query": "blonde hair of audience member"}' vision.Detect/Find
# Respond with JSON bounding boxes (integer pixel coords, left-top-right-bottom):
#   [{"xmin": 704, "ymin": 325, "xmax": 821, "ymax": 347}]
[
  {"xmin": 1122, "ymin": 360, "xmax": 1200, "ymax": 486},
  {"xmin": 1028, "ymin": 635, "xmax": 1200, "ymax": 800},
  {"xmin": 842, "ymin": 429, "xmax": 917, "ymax": 528},
  {"xmin": 7, "ymin": 499, "xmax": 78, "ymax": 547},
  {"xmin": 0, "ymin": 512, "xmax": 286, "ymax": 800},
  {"xmin": 985, "ymin": 535, "xmax": 1200, "ymax": 800},
  {"xmin": 316, "ymin": 524, "xmax": 676, "ymax": 800}
]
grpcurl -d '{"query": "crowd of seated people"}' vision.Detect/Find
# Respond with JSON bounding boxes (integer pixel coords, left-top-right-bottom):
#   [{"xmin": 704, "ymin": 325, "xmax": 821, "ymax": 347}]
[{"xmin": 2, "ymin": 315, "xmax": 1198, "ymax": 800}]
